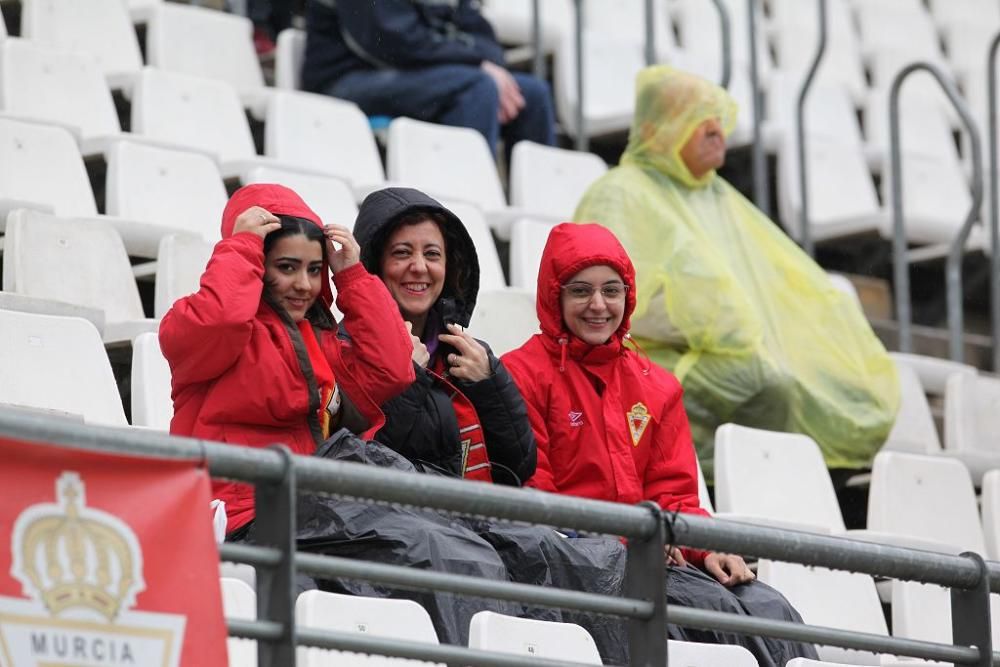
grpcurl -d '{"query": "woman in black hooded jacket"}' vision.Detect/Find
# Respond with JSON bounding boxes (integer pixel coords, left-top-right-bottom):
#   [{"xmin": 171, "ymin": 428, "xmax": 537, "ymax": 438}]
[{"xmin": 349, "ymin": 186, "xmax": 536, "ymax": 486}]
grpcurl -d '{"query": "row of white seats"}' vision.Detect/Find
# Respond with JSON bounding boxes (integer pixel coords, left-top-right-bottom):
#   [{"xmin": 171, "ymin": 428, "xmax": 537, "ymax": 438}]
[{"xmin": 223, "ymin": 580, "xmax": 760, "ymax": 666}]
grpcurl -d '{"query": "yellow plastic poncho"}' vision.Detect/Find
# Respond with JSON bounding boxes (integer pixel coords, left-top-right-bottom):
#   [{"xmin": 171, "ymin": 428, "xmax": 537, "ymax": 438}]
[{"xmin": 574, "ymin": 66, "xmax": 899, "ymax": 475}]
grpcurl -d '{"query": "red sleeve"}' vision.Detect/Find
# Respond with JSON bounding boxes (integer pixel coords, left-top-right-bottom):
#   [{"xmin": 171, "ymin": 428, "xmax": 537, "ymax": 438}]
[
  {"xmin": 159, "ymin": 233, "xmax": 264, "ymax": 385},
  {"xmin": 502, "ymin": 347, "xmax": 558, "ymax": 493},
  {"xmin": 643, "ymin": 379, "xmax": 711, "ymax": 567},
  {"xmin": 327, "ymin": 262, "xmax": 415, "ymax": 406}
]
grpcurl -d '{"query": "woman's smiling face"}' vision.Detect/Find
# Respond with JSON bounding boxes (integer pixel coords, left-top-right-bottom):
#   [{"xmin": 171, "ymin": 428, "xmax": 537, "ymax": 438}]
[{"xmin": 379, "ymin": 218, "xmax": 447, "ymax": 326}]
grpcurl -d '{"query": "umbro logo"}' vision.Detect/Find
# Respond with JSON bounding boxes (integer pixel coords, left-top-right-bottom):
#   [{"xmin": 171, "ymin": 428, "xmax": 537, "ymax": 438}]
[{"xmin": 568, "ymin": 410, "xmax": 584, "ymax": 427}]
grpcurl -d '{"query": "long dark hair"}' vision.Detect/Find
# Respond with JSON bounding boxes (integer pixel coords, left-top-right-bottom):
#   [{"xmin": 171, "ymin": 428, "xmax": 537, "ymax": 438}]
[{"xmin": 262, "ymin": 215, "xmax": 335, "ymax": 330}]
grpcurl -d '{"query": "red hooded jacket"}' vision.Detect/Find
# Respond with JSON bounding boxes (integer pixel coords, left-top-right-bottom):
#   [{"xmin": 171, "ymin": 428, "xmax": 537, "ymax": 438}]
[
  {"xmin": 501, "ymin": 223, "xmax": 710, "ymax": 565},
  {"xmin": 159, "ymin": 184, "xmax": 414, "ymax": 532}
]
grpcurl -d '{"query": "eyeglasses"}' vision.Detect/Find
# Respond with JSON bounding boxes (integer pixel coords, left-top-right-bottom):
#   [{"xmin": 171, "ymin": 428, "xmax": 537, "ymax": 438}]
[{"xmin": 560, "ymin": 282, "xmax": 629, "ymax": 303}]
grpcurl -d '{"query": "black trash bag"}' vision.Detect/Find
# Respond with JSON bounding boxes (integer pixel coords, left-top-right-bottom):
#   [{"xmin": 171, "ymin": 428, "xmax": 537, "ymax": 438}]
[{"xmin": 296, "ymin": 429, "xmax": 522, "ymax": 646}]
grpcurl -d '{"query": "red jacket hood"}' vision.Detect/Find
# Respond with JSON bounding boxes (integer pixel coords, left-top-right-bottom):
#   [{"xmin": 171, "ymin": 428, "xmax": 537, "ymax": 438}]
[
  {"xmin": 221, "ymin": 183, "xmax": 333, "ymax": 308},
  {"xmin": 536, "ymin": 223, "xmax": 637, "ymax": 346}
]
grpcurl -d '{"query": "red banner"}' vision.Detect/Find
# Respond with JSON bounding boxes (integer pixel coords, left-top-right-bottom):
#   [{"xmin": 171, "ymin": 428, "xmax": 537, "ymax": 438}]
[{"xmin": 0, "ymin": 435, "xmax": 229, "ymax": 666}]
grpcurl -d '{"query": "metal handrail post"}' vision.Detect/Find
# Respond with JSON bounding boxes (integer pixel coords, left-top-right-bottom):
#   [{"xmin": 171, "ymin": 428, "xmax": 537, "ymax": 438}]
[
  {"xmin": 889, "ymin": 62, "xmax": 984, "ymax": 360},
  {"xmin": 796, "ymin": 0, "xmax": 827, "ymax": 257},
  {"xmin": 709, "ymin": 0, "xmax": 732, "ymax": 89},
  {"xmin": 625, "ymin": 502, "xmax": 667, "ymax": 666},
  {"xmin": 747, "ymin": 0, "xmax": 769, "ymax": 216},
  {"xmin": 951, "ymin": 552, "xmax": 994, "ymax": 667},
  {"xmin": 573, "ymin": 0, "xmax": 587, "ymax": 151},
  {"xmin": 644, "ymin": 0, "xmax": 656, "ymax": 65},
  {"xmin": 987, "ymin": 32, "xmax": 1000, "ymax": 370},
  {"xmin": 531, "ymin": 0, "xmax": 546, "ymax": 80}
]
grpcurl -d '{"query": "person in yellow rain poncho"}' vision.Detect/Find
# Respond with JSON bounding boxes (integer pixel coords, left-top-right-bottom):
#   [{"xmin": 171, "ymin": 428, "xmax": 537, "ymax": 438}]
[{"xmin": 574, "ymin": 65, "xmax": 899, "ymax": 476}]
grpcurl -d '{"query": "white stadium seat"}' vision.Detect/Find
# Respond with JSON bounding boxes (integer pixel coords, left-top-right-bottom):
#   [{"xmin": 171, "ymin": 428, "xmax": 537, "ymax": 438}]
[
  {"xmin": 295, "ymin": 590, "xmax": 442, "ymax": 666},
  {"xmin": 944, "ymin": 371, "xmax": 1000, "ymax": 456},
  {"xmin": 508, "ymin": 217, "xmax": 559, "ymax": 291},
  {"xmin": 0, "ymin": 38, "xmax": 123, "ymax": 157},
  {"xmin": 983, "ymin": 469, "xmax": 1000, "ymax": 560},
  {"xmin": 467, "ymin": 288, "xmax": 538, "ymax": 357},
  {"xmin": 889, "ymin": 352, "xmax": 977, "ymax": 395},
  {"xmin": 509, "ymin": 141, "xmax": 607, "ymax": 220},
  {"xmin": 3, "ymin": 209, "xmax": 158, "ymax": 344},
  {"xmin": 468, "ymin": 611, "xmax": 602, "ymax": 664},
  {"xmin": 131, "ymin": 331, "xmax": 172, "ymax": 430},
  {"xmin": 440, "ymin": 201, "xmax": 507, "ymax": 292},
  {"xmin": 668, "ymin": 639, "xmax": 760, "ymax": 667},
  {"xmin": 20, "ymin": 0, "xmax": 144, "ymax": 91},
  {"xmin": 221, "ymin": 577, "xmax": 258, "ymax": 667},
  {"xmin": 243, "ymin": 165, "xmax": 359, "ymax": 231},
  {"xmin": 0, "ymin": 309, "xmax": 127, "ymax": 426},
  {"xmin": 275, "ymin": 28, "xmax": 306, "ymax": 90},
  {"xmin": 154, "ymin": 234, "xmax": 215, "ymax": 318},
  {"xmin": 883, "ymin": 362, "xmax": 942, "ymax": 454}
]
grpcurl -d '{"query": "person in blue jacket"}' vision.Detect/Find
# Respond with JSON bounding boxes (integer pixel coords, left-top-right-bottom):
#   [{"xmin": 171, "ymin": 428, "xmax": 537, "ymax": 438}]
[{"xmin": 302, "ymin": 0, "xmax": 556, "ymax": 155}]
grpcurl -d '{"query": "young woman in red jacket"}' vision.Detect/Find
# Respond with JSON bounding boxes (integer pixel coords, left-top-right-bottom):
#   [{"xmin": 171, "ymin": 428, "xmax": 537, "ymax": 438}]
[
  {"xmin": 503, "ymin": 222, "xmax": 819, "ymax": 665},
  {"xmin": 159, "ymin": 183, "xmax": 414, "ymax": 537}
]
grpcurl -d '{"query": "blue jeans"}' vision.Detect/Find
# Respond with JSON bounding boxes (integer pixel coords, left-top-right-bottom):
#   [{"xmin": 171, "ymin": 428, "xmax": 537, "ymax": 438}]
[{"xmin": 327, "ymin": 64, "xmax": 556, "ymax": 155}]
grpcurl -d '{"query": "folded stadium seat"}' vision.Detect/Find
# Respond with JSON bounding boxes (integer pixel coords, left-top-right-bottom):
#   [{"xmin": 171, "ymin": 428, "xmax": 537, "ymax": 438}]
[
  {"xmin": 131, "ymin": 68, "xmax": 324, "ymax": 183},
  {"xmin": 130, "ymin": 331, "xmax": 172, "ymax": 430},
  {"xmin": 466, "ymin": 288, "xmax": 538, "ymax": 356},
  {"xmin": 20, "ymin": 0, "xmax": 144, "ymax": 92},
  {"xmin": 153, "ymin": 234, "xmax": 214, "ymax": 318},
  {"xmin": 854, "ymin": 1, "xmax": 942, "ymax": 65},
  {"xmin": 757, "ymin": 559, "xmax": 887, "ymax": 665},
  {"xmin": 127, "ymin": 0, "xmax": 162, "ymax": 24},
  {"xmin": 552, "ymin": 29, "xmax": 645, "ymax": 141},
  {"xmin": 983, "ymin": 470, "xmax": 1000, "ymax": 560},
  {"xmin": 274, "ymin": 27, "xmax": 306, "ymax": 91},
  {"xmin": 386, "ymin": 117, "xmax": 560, "ymax": 240},
  {"xmin": 940, "ymin": 20, "xmax": 1000, "ymax": 91},
  {"xmin": 146, "ymin": 3, "xmax": 273, "ymax": 119},
  {"xmin": 863, "ymin": 84, "xmax": 960, "ymax": 175},
  {"xmin": 479, "ymin": 0, "xmax": 572, "ymax": 53},
  {"xmin": 295, "ymin": 590, "xmax": 443, "ymax": 666},
  {"xmin": 0, "ymin": 118, "xmax": 173, "ymax": 270},
  {"xmin": 0, "ymin": 291, "xmax": 105, "ymax": 336},
  {"xmin": 508, "ymin": 217, "xmax": 559, "ymax": 290},
  {"xmin": 868, "ymin": 450, "xmax": 988, "ymax": 555},
  {"xmin": 3, "ymin": 209, "xmax": 158, "ymax": 345},
  {"xmin": 437, "ymin": 201, "xmax": 507, "ymax": 292},
  {"xmin": 583, "ymin": 0, "xmax": 676, "ymax": 63},
  {"xmin": 0, "ymin": 12, "xmax": 6, "ymax": 40},
  {"xmin": 668, "ymin": 640, "xmax": 759, "ymax": 667},
  {"xmin": 826, "ymin": 273, "xmax": 862, "ymax": 306},
  {"xmin": 927, "ymin": 0, "xmax": 1000, "ymax": 33},
  {"xmin": 674, "ymin": 0, "xmax": 773, "ymax": 84},
  {"xmin": 767, "ymin": 75, "xmax": 866, "ymax": 149},
  {"xmin": 0, "ymin": 309, "xmax": 127, "ymax": 426},
  {"xmin": 220, "ymin": 577, "xmax": 258, "ymax": 667},
  {"xmin": 467, "ymin": 611, "xmax": 602, "ymax": 664},
  {"xmin": 787, "ymin": 659, "xmax": 949, "ymax": 667},
  {"xmin": 889, "ymin": 351, "xmax": 978, "ymax": 396},
  {"xmin": 0, "ymin": 39, "xmax": 125, "ymax": 158},
  {"xmin": 243, "ymin": 165, "xmax": 359, "ymax": 232},
  {"xmin": 106, "ymin": 140, "xmax": 228, "ymax": 250},
  {"xmin": 508, "ymin": 141, "xmax": 607, "ymax": 220},
  {"xmin": 265, "ymin": 90, "xmax": 391, "ymax": 201},
  {"xmin": 696, "ymin": 457, "xmax": 714, "ymax": 513},
  {"xmin": 944, "ymin": 372, "xmax": 1000, "ymax": 456}
]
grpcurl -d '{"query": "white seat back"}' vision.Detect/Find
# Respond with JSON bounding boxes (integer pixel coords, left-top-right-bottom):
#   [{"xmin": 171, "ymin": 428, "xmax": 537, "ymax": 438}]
[
  {"xmin": 509, "ymin": 218, "xmax": 558, "ymax": 290},
  {"xmin": 147, "ymin": 3, "xmax": 264, "ymax": 96},
  {"xmin": 714, "ymin": 424, "xmax": 846, "ymax": 532},
  {"xmin": 0, "ymin": 38, "xmax": 120, "ymax": 140},
  {"xmin": 266, "ymin": 91, "xmax": 386, "ymax": 189},
  {"xmin": 0, "ymin": 117, "xmax": 98, "ymax": 220},
  {"xmin": 439, "ymin": 201, "xmax": 506, "ymax": 292},
  {"xmin": 20, "ymin": 0, "xmax": 143, "ymax": 88},
  {"xmin": 295, "ymin": 590, "xmax": 442, "ymax": 666},
  {"xmin": 983, "ymin": 469, "xmax": 1000, "ymax": 561},
  {"xmin": 275, "ymin": 28, "xmax": 306, "ymax": 90},
  {"xmin": 944, "ymin": 371, "xmax": 1000, "ymax": 455},
  {"xmin": 3, "ymin": 209, "xmax": 145, "ymax": 324},
  {"xmin": 696, "ymin": 457, "xmax": 714, "ymax": 514},
  {"xmin": 668, "ymin": 639, "xmax": 759, "ymax": 667},
  {"xmin": 244, "ymin": 166, "xmax": 359, "ymax": 230},
  {"xmin": 155, "ymin": 234, "xmax": 215, "ymax": 318},
  {"xmin": 0, "ymin": 309, "xmax": 126, "ymax": 426},
  {"xmin": 220, "ymin": 577, "xmax": 257, "ymax": 667},
  {"xmin": 868, "ymin": 451, "xmax": 986, "ymax": 555},
  {"xmin": 467, "ymin": 288, "xmax": 538, "ymax": 357},
  {"xmin": 107, "ymin": 140, "xmax": 227, "ymax": 243},
  {"xmin": 878, "ymin": 151, "xmax": 975, "ymax": 246},
  {"xmin": 890, "ymin": 579, "xmax": 952, "ymax": 645},
  {"xmin": 132, "ymin": 67, "xmax": 257, "ymax": 164},
  {"xmin": 883, "ymin": 362, "xmax": 941, "ymax": 454},
  {"xmin": 468, "ymin": 611, "xmax": 601, "ymax": 663},
  {"xmin": 131, "ymin": 332, "xmax": 173, "ymax": 430},
  {"xmin": 509, "ymin": 141, "xmax": 606, "ymax": 219},
  {"xmin": 387, "ymin": 117, "xmax": 506, "ymax": 210},
  {"xmin": 890, "ymin": 352, "xmax": 977, "ymax": 395},
  {"xmin": 757, "ymin": 560, "xmax": 885, "ymax": 665}
]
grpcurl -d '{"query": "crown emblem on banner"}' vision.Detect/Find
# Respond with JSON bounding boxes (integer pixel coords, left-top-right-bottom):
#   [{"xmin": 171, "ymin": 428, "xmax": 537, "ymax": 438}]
[{"xmin": 12, "ymin": 472, "xmax": 145, "ymax": 622}]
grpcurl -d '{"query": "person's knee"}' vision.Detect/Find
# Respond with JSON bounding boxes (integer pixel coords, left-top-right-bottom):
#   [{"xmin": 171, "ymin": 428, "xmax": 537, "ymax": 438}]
[{"xmin": 516, "ymin": 74, "xmax": 554, "ymax": 110}]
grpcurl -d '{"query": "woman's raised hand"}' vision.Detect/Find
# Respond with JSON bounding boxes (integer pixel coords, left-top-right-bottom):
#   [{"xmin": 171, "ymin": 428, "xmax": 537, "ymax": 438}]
[
  {"xmin": 439, "ymin": 323, "xmax": 491, "ymax": 382},
  {"xmin": 232, "ymin": 206, "xmax": 281, "ymax": 238},
  {"xmin": 406, "ymin": 321, "xmax": 430, "ymax": 368},
  {"xmin": 324, "ymin": 224, "xmax": 361, "ymax": 273}
]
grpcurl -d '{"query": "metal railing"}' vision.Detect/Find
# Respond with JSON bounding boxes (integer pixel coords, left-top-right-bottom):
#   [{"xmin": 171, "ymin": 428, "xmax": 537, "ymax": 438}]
[
  {"xmin": 796, "ymin": 0, "xmax": 828, "ymax": 258},
  {"xmin": 888, "ymin": 63, "xmax": 985, "ymax": 362},
  {"xmin": 1, "ymin": 406, "xmax": 998, "ymax": 666}
]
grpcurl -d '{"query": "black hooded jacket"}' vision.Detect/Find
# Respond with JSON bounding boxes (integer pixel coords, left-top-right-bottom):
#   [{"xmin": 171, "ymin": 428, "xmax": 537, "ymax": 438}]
[{"xmin": 350, "ymin": 187, "xmax": 536, "ymax": 485}]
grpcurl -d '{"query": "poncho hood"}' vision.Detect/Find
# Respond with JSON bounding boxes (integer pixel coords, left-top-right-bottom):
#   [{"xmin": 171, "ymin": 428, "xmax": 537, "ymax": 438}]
[
  {"xmin": 221, "ymin": 182, "xmax": 333, "ymax": 308},
  {"xmin": 622, "ymin": 65, "xmax": 738, "ymax": 189}
]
